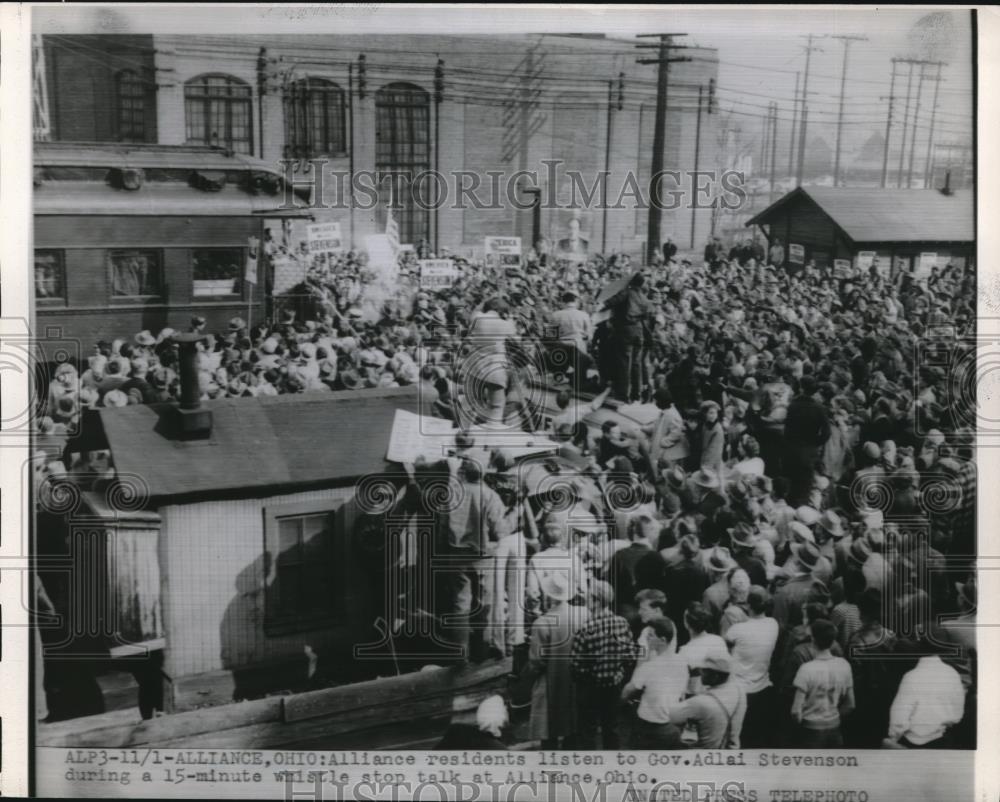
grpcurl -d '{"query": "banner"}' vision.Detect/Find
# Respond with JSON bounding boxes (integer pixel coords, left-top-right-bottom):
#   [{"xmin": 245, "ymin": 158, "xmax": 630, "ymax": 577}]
[
  {"xmin": 788, "ymin": 243, "xmax": 805, "ymax": 264},
  {"xmin": 365, "ymin": 234, "xmax": 397, "ymax": 270},
  {"xmin": 484, "ymin": 236, "xmax": 522, "ymax": 269},
  {"xmin": 833, "ymin": 258, "xmax": 852, "ymax": 279},
  {"xmin": 419, "ymin": 259, "xmax": 457, "ymax": 289},
  {"xmin": 856, "ymin": 251, "xmax": 876, "ymax": 270},
  {"xmin": 245, "ymin": 236, "xmax": 260, "ymax": 285},
  {"xmin": 307, "ymin": 222, "xmax": 344, "ymax": 259},
  {"xmin": 386, "ymin": 207, "xmax": 400, "ymax": 254}
]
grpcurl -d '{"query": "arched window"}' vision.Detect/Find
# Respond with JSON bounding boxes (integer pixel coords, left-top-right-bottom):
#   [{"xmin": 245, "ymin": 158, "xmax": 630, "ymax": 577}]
[
  {"xmin": 116, "ymin": 70, "xmax": 146, "ymax": 142},
  {"xmin": 284, "ymin": 78, "xmax": 346, "ymax": 159},
  {"xmin": 375, "ymin": 82, "xmax": 431, "ymax": 246},
  {"xmin": 184, "ymin": 74, "xmax": 253, "ymax": 154}
]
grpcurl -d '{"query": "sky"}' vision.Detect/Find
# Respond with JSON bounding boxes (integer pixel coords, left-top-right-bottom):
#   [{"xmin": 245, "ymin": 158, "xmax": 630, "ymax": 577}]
[{"xmin": 33, "ymin": 5, "xmax": 975, "ymax": 164}]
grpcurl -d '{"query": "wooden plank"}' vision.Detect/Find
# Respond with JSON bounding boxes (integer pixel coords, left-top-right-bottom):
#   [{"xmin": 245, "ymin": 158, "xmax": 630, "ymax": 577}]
[
  {"xmin": 120, "ymin": 671, "xmax": 504, "ymax": 749},
  {"xmin": 38, "ymin": 662, "xmax": 508, "ymax": 749},
  {"xmin": 37, "ymin": 695, "xmax": 283, "ymax": 748},
  {"xmin": 283, "ymin": 660, "xmax": 509, "ymax": 723}
]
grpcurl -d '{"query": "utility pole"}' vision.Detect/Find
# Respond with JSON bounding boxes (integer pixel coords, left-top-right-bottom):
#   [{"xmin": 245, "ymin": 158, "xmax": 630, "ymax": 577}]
[
  {"xmin": 602, "ymin": 72, "xmax": 623, "ymax": 254},
  {"xmin": 906, "ymin": 62, "xmax": 927, "ymax": 187},
  {"xmin": 759, "ymin": 108, "xmax": 769, "ymax": 176},
  {"xmin": 796, "ymin": 34, "xmax": 825, "ymax": 187},
  {"xmin": 896, "ymin": 60, "xmax": 915, "ymax": 187},
  {"xmin": 637, "ymin": 33, "xmax": 691, "ymax": 264},
  {"xmin": 881, "ymin": 59, "xmax": 898, "ymax": 188},
  {"xmin": 923, "ymin": 62, "xmax": 945, "ymax": 188},
  {"xmin": 690, "ymin": 84, "xmax": 704, "ymax": 249},
  {"xmin": 830, "ymin": 34, "xmax": 867, "ymax": 187},
  {"xmin": 769, "ymin": 102, "xmax": 779, "ymax": 203},
  {"xmin": 788, "ymin": 72, "xmax": 800, "ymax": 178}
]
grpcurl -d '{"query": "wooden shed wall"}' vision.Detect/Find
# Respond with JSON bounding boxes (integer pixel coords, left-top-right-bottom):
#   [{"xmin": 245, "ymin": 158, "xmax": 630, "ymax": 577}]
[{"xmin": 158, "ymin": 486, "xmax": 363, "ymax": 680}]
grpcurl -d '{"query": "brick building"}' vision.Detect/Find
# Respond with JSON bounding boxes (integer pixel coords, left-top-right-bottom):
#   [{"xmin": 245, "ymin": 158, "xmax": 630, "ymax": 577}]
[{"xmin": 39, "ymin": 34, "xmax": 721, "ymax": 258}]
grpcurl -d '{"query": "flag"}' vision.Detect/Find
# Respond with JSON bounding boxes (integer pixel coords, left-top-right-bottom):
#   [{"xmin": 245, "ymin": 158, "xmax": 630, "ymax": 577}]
[
  {"xmin": 385, "ymin": 205, "xmax": 400, "ymax": 254},
  {"xmin": 245, "ymin": 236, "xmax": 260, "ymax": 285}
]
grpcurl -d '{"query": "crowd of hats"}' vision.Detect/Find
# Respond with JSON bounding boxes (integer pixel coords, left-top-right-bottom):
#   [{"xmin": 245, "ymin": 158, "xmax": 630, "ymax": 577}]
[{"xmin": 41, "ymin": 243, "xmax": 973, "ymax": 462}]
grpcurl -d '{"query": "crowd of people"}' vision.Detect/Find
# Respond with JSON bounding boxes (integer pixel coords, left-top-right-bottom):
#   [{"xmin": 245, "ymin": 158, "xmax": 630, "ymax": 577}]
[{"xmin": 38, "ymin": 232, "xmax": 977, "ymax": 751}]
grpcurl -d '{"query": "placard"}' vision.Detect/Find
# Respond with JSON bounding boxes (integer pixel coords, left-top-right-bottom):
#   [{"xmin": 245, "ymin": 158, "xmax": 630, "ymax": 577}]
[
  {"xmin": 419, "ymin": 258, "xmax": 457, "ymax": 289},
  {"xmin": 386, "ymin": 409, "xmax": 458, "ymax": 464},
  {"xmin": 484, "ymin": 236, "xmax": 522, "ymax": 269},
  {"xmin": 244, "ymin": 236, "xmax": 259, "ymax": 285},
  {"xmin": 788, "ymin": 243, "xmax": 805, "ymax": 264},
  {"xmin": 856, "ymin": 250, "xmax": 876, "ymax": 270},
  {"xmin": 307, "ymin": 221, "xmax": 344, "ymax": 257},
  {"xmin": 833, "ymin": 258, "xmax": 852, "ymax": 279}
]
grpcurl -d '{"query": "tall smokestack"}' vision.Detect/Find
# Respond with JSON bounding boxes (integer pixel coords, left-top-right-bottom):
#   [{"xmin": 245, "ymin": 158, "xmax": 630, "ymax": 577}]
[{"xmin": 171, "ymin": 333, "xmax": 213, "ymax": 439}]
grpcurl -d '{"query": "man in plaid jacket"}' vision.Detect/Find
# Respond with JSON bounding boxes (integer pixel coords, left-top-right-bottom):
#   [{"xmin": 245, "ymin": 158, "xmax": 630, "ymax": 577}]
[{"xmin": 571, "ymin": 580, "xmax": 637, "ymax": 748}]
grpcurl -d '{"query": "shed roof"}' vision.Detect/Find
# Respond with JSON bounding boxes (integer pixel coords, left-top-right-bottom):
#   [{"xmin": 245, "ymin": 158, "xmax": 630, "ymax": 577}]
[
  {"xmin": 746, "ymin": 187, "xmax": 974, "ymax": 244},
  {"xmin": 97, "ymin": 387, "xmax": 422, "ymax": 503}
]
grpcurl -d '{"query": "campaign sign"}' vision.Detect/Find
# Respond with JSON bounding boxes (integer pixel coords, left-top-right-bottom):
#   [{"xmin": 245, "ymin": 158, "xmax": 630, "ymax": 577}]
[
  {"xmin": 307, "ymin": 222, "xmax": 344, "ymax": 257},
  {"xmin": 788, "ymin": 243, "xmax": 805, "ymax": 264},
  {"xmin": 856, "ymin": 251, "xmax": 876, "ymax": 270},
  {"xmin": 484, "ymin": 236, "xmax": 522, "ymax": 269},
  {"xmin": 419, "ymin": 259, "xmax": 457, "ymax": 289},
  {"xmin": 833, "ymin": 259, "xmax": 852, "ymax": 279}
]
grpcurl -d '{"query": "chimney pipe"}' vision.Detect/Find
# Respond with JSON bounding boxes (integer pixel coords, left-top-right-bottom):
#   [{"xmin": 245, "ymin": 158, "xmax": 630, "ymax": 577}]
[{"xmin": 170, "ymin": 332, "xmax": 213, "ymax": 438}]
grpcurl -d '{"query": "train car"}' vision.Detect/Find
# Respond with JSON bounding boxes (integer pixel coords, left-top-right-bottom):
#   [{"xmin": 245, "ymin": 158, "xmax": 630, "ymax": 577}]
[{"xmin": 33, "ymin": 142, "xmax": 306, "ymax": 347}]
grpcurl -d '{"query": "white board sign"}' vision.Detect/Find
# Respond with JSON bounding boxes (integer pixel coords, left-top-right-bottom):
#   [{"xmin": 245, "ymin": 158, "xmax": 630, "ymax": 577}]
[
  {"xmin": 833, "ymin": 259, "xmax": 852, "ymax": 279},
  {"xmin": 788, "ymin": 243, "xmax": 805, "ymax": 264},
  {"xmin": 419, "ymin": 259, "xmax": 457, "ymax": 289},
  {"xmin": 386, "ymin": 409, "xmax": 458, "ymax": 464},
  {"xmin": 484, "ymin": 236, "xmax": 522, "ymax": 269},
  {"xmin": 307, "ymin": 222, "xmax": 344, "ymax": 257},
  {"xmin": 856, "ymin": 251, "xmax": 876, "ymax": 270}
]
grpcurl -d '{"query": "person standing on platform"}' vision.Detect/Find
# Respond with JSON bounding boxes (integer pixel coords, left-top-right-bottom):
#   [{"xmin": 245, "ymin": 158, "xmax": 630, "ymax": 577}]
[{"xmin": 607, "ymin": 273, "xmax": 652, "ymax": 403}]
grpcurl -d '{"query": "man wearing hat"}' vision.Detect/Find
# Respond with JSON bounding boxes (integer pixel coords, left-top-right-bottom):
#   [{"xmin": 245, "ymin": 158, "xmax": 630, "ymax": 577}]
[
  {"xmin": 465, "ymin": 297, "xmax": 518, "ymax": 426},
  {"xmin": 700, "ymin": 547, "xmax": 737, "ymax": 624},
  {"xmin": 727, "ymin": 522, "xmax": 767, "ymax": 587},
  {"xmin": 667, "ymin": 652, "xmax": 747, "ymax": 749},
  {"xmin": 772, "ymin": 540, "xmax": 827, "ymax": 630},
  {"xmin": 526, "ymin": 571, "xmax": 591, "ymax": 749},
  {"xmin": 656, "ymin": 464, "xmax": 686, "ymax": 518},
  {"xmin": 47, "ymin": 361, "xmax": 79, "ymax": 420},
  {"xmin": 548, "ymin": 289, "xmax": 594, "ymax": 390}
]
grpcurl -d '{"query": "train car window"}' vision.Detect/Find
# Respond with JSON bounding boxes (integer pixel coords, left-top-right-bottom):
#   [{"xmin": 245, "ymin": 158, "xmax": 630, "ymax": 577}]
[
  {"xmin": 184, "ymin": 74, "xmax": 254, "ymax": 155},
  {"xmin": 108, "ymin": 249, "xmax": 163, "ymax": 299},
  {"xmin": 35, "ymin": 250, "xmax": 66, "ymax": 304},
  {"xmin": 192, "ymin": 248, "xmax": 243, "ymax": 298}
]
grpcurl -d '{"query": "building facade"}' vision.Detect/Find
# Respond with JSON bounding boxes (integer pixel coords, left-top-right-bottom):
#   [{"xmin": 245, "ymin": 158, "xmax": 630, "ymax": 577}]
[{"xmin": 38, "ymin": 34, "xmax": 721, "ymax": 259}]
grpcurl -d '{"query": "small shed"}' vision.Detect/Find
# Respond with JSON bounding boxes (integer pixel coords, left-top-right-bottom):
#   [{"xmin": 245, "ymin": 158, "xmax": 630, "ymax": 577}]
[
  {"xmin": 746, "ymin": 186, "xmax": 974, "ymax": 276},
  {"xmin": 60, "ymin": 386, "xmax": 424, "ymax": 711}
]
